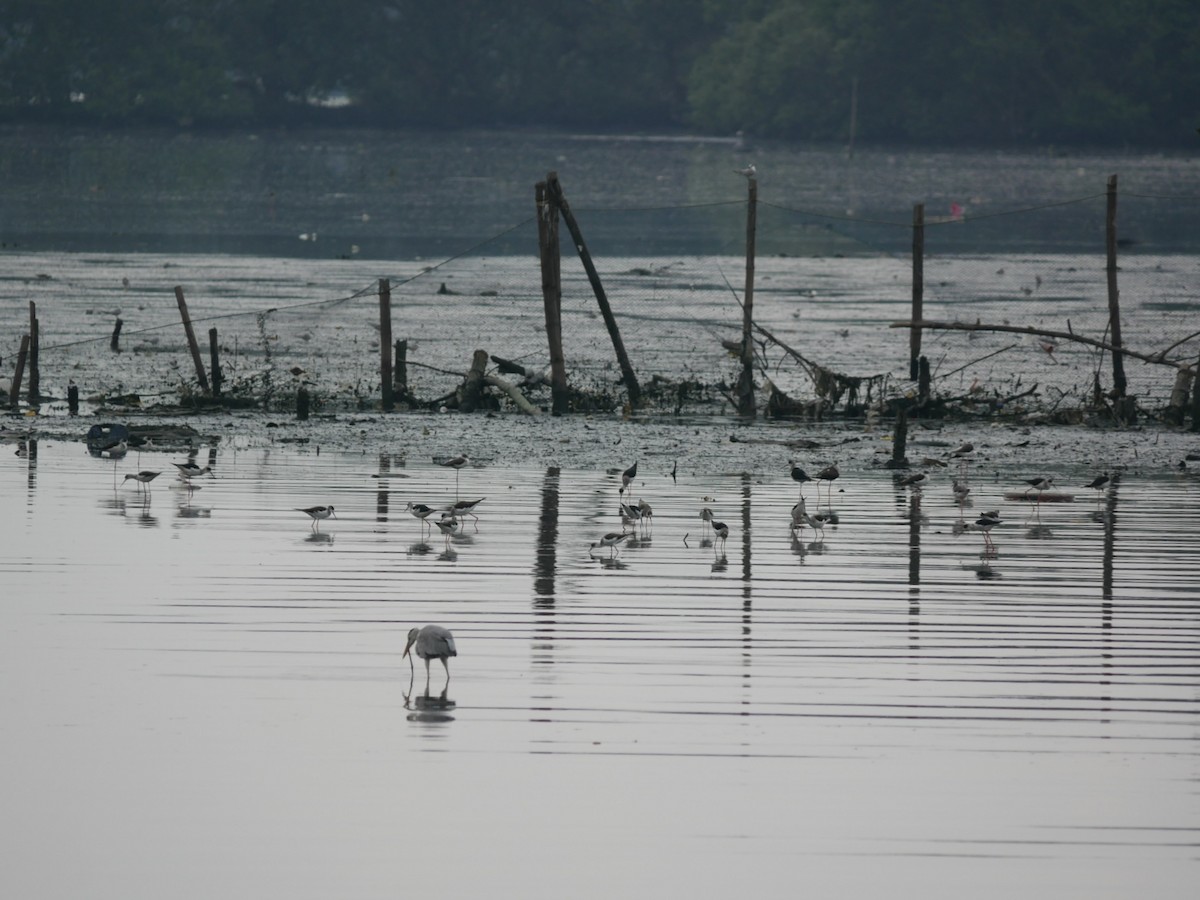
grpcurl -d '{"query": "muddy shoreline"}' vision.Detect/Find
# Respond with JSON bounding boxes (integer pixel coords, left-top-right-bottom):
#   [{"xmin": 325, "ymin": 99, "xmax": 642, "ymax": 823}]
[{"xmin": 5, "ymin": 407, "xmax": 1199, "ymax": 480}]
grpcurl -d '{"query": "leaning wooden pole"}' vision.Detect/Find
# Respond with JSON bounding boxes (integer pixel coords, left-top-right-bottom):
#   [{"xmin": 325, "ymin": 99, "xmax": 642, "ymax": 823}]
[
  {"xmin": 910, "ymin": 203, "xmax": 925, "ymax": 380},
  {"xmin": 546, "ymin": 173, "xmax": 642, "ymax": 409},
  {"xmin": 10, "ymin": 335, "xmax": 30, "ymax": 409},
  {"xmin": 379, "ymin": 278, "xmax": 394, "ymax": 412},
  {"xmin": 174, "ymin": 286, "xmax": 211, "ymax": 393},
  {"xmin": 736, "ymin": 176, "xmax": 758, "ymax": 418},
  {"xmin": 1106, "ymin": 175, "xmax": 1129, "ymax": 407},
  {"xmin": 536, "ymin": 177, "xmax": 569, "ymax": 415}
]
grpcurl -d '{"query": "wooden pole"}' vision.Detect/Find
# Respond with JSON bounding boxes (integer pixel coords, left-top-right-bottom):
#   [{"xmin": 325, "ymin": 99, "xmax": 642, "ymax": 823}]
[
  {"xmin": 174, "ymin": 286, "xmax": 211, "ymax": 393},
  {"xmin": 394, "ymin": 339, "xmax": 408, "ymax": 400},
  {"xmin": 296, "ymin": 387, "xmax": 310, "ymax": 420},
  {"xmin": 110, "ymin": 317, "xmax": 123, "ymax": 352},
  {"xmin": 736, "ymin": 176, "xmax": 758, "ymax": 418},
  {"xmin": 28, "ymin": 301, "xmax": 39, "ymax": 402},
  {"xmin": 9, "ymin": 335, "xmax": 30, "ymax": 409},
  {"xmin": 546, "ymin": 173, "xmax": 642, "ymax": 409},
  {"xmin": 536, "ymin": 176, "xmax": 569, "ymax": 415},
  {"xmin": 460, "ymin": 349, "xmax": 489, "ymax": 412},
  {"xmin": 379, "ymin": 278, "xmax": 394, "ymax": 412},
  {"xmin": 67, "ymin": 381, "xmax": 79, "ymax": 415},
  {"xmin": 917, "ymin": 356, "xmax": 931, "ymax": 407},
  {"xmin": 1191, "ymin": 355, "xmax": 1200, "ymax": 433},
  {"xmin": 1106, "ymin": 174, "xmax": 1130, "ymax": 418},
  {"xmin": 208, "ymin": 327, "xmax": 222, "ymax": 398},
  {"xmin": 910, "ymin": 203, "xmax": 924, "ymax": 380},
  {"xmin": 888, "ymin": 405, "xmax": 910, "ymax": 468}
]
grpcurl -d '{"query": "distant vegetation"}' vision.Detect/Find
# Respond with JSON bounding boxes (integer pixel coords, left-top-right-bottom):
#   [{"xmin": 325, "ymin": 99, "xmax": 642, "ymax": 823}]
[{"xmin": 2, "ymin": 0, "xmax": 1197, "ymax": 146}]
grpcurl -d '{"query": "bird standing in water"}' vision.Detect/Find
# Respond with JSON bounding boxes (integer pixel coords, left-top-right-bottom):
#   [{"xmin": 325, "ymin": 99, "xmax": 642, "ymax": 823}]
[
  {"xmin": 296, "ymin": 505, "xmax": 336, "ymax": 530},
  {"xmin": 589, "ymin": 531, "xmax": 631, "ymax": 558},
  {"xmin": 788, "ymin": 461, "xmax": 812, "ymax": 498},
  {"xmin": 404, "ymin": 624, "xmax": 457, "ymax": 690},
  {"xmin": 621, "ymin": 461, "xmax": 638, "ymax": 498},
  {"xmin": 123, "ymin": 471, "xmax": 161, "ymax": 493},
  {"xmin": 700, "ymin": 507, "xmax": 729, "ymax": 553},
  {"xmin": 441, "ymin": 454, "xmax": 469, "ymax": 498},
  {"xmin": 816, "ymin": 464, "xmax": 840, "ymax": 505}
]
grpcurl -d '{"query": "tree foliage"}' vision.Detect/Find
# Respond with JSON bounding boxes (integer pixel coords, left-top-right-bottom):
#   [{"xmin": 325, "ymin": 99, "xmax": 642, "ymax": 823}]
[{"xmin": 0, "ymin": 0, "xmax": 1195, "ymax": 146}]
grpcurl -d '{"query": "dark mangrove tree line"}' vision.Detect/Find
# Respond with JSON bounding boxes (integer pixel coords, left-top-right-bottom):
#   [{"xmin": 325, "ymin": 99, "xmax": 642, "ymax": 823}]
[{"xmin": 2, "ymin": 0, "xmax": 1197, "ymax": 147}]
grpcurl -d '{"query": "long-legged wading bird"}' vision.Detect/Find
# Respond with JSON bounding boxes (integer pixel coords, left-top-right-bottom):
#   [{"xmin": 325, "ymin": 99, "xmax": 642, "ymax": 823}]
[
  {"xmin": 590, "ymin": 531, "xmax": 631, "ymax": 558},
  {"xmin": 974, "ymin": 510, "xmax": 1002, "ymax": 551},
  {"xmin": 788, "ymin": 461, "xmax": 812, "ymax": 497},
  {"xmin": 297, "ymin": 505, "xmax": 335, "ymax": 530},
  {"xmin": 700, "ymin": 507, "xmax": 729, "ymax": 552},
  {"xmin": 621, "ymin": 460, "xmax": 638, "ymax": 497},
  {"xmin": 434, "ymin": 513, "xmax": 460, "ymax": 549},
  {"xmin": 1023, "ymin": 476, "xmax": 1054, "ymax": 505},
  {"xmin": 405, "ymin": 501, "xmax": 439, "ymax": 535},
  {"xmin": 816, "ymin": 464, "xmax": 840, "ymax": 505},
  {"xmin": 123, "ymin": 470, "xmax": 161, "ymax": 493},
  {"xmin": 172, "ymin": 461, "xmax": 213, "ymax": 480},
  {"xmin": 451, "ymin": 497, "xmax": 485, "ymax": 527},
  {"xmin": 404, "ymin": 624, "xmax": 457, "ymax": 689},
  {"xmin": 441, "ymin": 454, "xmax": 469, "ymax": 498},
  {"xmin": 1084, "ymin": 473, "xmax": 1110, "ymax": 499}
]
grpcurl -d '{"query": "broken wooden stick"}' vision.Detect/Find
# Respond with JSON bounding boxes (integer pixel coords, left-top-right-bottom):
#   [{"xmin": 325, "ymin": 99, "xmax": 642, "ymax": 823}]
[
  {"xmin": 891, "ymin": 319, "xmax": 1190, "ymax": 369},
  {"xmin": 484, "ymin": 374, "xmax": 540, "ymax": 415}
]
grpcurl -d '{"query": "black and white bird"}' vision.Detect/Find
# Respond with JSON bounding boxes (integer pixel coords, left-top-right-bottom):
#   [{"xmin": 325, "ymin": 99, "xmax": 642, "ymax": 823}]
[
  {"xmin": 433, "ymin": 513, "xmax": 460, "ymax": 549},
  {"xmin": 621, "ymin": 460, "xmax": 638, "ymax": 496},
  {"xmin": 734, "ymin": 164, "xmax": 757, "ymax": 178},
  {"xmin": 700, "ymin": 507, "xmax": 729, "ymax": 552},
  {"xmin": 296, "ymin": 505, "xmax": 335, "ymax": 530},
  {"xmin": 172, "ymin": 461, "xmax": 213, "ymax": 479},
  {"xmin": 788, "ymin": 461, "xmax": 813, "ymax": 496},
  {"xmin": 816, "ymin": 464, "xmax": 840, "ymax": 504},
  {"xmin": 441, "ymin": 454, "xmax": 470, "ymax": 498},
  {"xmin": 1084, "ymin": 473, "xmax": 1110, "ymax": 493},
  {"xmin": 790, "ymin": 497, "xmax": 823, "ymax": 537},
  {"xmin": 1023, "ymin": 476, "xmax": 1054, "ymax": 502},
  {"xmin": 123, "ymin": 470, "xmax": 161, "ymax": 492},
  {"xmin": 898, "ymin": 471, "xmax": 928, "ymax": 490},
  {"xmin": 589, "ymin": 531, "xmax": 631, "ymax": 558},
  {"xmin": 450, "ymin": 497, "xmax": 485, "ymax": 528},
  {"xmin": 974, "ymin": 510, "xmax": 1002, "ymax": 551},
  {"xmin": 405, "ymin": 501, "xmax": 439, "ymax": 534},
  {"xmin": 403, "ymin": 624, "xmax": 457, "ymax": 689}
]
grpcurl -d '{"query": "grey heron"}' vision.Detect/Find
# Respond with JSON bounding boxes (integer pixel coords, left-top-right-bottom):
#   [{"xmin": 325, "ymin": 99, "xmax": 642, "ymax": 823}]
[{"xmin": 404, "ymin": 624, "xmax": 457, "ymax": 688}]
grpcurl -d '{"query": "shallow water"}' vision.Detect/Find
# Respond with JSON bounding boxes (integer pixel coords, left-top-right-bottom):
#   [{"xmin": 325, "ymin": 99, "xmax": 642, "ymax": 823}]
[{"xmin": 2, "ymin": 442, "xmax": 1198, "ymax": 897}]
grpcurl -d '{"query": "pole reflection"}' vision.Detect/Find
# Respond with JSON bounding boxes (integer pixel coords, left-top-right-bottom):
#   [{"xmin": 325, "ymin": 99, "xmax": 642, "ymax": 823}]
[{"xmin": 532, "ymin": 467, "xmax": 560, "ymax": 671}]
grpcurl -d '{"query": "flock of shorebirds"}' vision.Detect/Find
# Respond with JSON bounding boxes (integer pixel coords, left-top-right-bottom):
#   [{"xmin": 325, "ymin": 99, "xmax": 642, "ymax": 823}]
[
  {"xmin": 587, "ymin": 445, "xmax": 1113, "ymax": 561},
  {"xmin": 89, "ymin": 440, "xmax": 1115, "ymax": 697}
]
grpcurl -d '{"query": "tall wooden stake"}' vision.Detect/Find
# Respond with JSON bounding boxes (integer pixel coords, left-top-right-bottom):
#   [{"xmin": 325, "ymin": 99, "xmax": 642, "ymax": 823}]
[
  {"xmin": 10, "ymin": 335, "xmax": 30, "ymax": 409},
  {"xmin": 536, "ymin": 177, "xmax": 568, "ymax": 415},
  {"xmin": 28, "ymin": 301, "xmax": 39, "ymax": 402},
  {"xmin": 546, "ymin": 173, "xmax": 642, "ymax": 409},
  {"xmin": 736, "ymin": 176, "xmax": 758, "ymax": 418},
  {"xmin": 208, "ymin": 327, "xmax": 222, "ymax": 398},
  {"xmin": 394, "ymin": 339, "xmax": 408, "ymax": 400},
  {"xmin": 1106, "ymin": 175, "xmax": 1128, "ymax": 404},
  {"xmin": 174, "ymin": 286, "xmax": 211, "ymax": 393},
  {"xmin": 379, "ymin": 278, "xmax": 394, "ymax": 412},
  {"xmin": 910, "ymin": 203, "xmax": 925, "ymax": 380}
]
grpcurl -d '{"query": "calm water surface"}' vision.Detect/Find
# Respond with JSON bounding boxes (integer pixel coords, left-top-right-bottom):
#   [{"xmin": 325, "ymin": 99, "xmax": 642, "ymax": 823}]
[{"xmin": 2, "ymin": 442, "xmax": 1197, "ymax": 897}]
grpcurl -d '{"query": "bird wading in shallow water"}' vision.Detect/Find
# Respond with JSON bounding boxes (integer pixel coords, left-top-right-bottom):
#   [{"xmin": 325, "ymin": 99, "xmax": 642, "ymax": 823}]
[
  {"xmin": 788, "ymin": 461, "xmax": 812, "ymax": 497},
  {"xmin": 816, "ymin": 464, "xmax": 840, "ymax": 505},
  {"xmin": 123, "ymin": 471, "xmax": 160, "ymax": 493},
  {"xmin": 700, "ymin": 507, "xmax": 729, "ymax": 553},
  {"xmin": 589, "ymin": 531, "xmax": 631, "ymax": 559},
  {"xmin": 404, "ymin": 625, "xmax": 457, "ymax": 690},
  {"xmin": 441, "ymin": 454, "xmax": 469, "ymax": 498},
  {"xmin": 297, "ymin": 505, "xmax": 335, "ymax": 530},
  {"xmin": 621, "ymin": 461, "xmax": 638, "ymax": 497},
  {"xmin": 405, "ymin": 501, "xmax": 439, "ymax": 535}
]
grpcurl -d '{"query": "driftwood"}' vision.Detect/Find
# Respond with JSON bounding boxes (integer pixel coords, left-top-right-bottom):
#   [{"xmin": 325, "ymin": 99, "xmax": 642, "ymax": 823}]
[
  {"xmin": 891, "ymin": 319, "xmax": 1193, "ymax": 369},
  {"xmin": 484, "ymin": 374, "xmax": 539, "ymax": 415}
]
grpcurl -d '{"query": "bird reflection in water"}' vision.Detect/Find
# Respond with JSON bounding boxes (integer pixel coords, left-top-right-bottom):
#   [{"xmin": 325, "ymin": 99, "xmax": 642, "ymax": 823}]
[
  {"xmin": 403, "ymin": 679, "xmax": 456, "ymax": 722},
  {"xmin": 407, "ymin": 541, "xmax": 433, "ymax": 556},
  {"xmin": 710, "ymin": 553, "xmax": 729, "ymax": 573},
  {"xmin": 305, "ymin": 530, "xmax": 334, "ymax": 544}
]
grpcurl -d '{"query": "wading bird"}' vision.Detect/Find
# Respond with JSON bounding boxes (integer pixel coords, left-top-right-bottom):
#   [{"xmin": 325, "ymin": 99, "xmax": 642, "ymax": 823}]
[
  {"xmin": 700, "ymin": 507, "xmax": 729, "ymax": 553},
  {"xmin": 621, "ymin": 461, "xmax": 638, "ymax": 496},
  {"xmin": 788, "ymin": 461, "xmax": 812, "ymax": 497},
  {"xmin": 296, "ymin": 505, "xmax": 335, "ymax": 530},
  {"xmin": 405, "ymin": 501, "xmax": 439, "ymax": 535},
  {"xmin": 404, "ymin": 624, "xmax": 457, "ymax": 690},
  {"xmin": 441, "ymin": 454, "xmax": 470, "ymax": 498},
  {"xmin": 589, "ymin": 531, "xmax": 631, "ymax": 558},
  {"xmin": 123, "ymin": 471, "xmax": 161, "ymax": 493}
]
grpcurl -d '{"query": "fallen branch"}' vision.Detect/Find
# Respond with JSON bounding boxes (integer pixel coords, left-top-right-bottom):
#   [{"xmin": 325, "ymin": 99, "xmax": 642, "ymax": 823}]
[
  {"xmin": 485, "ymin": 374, "xmax": 540, "ymax": 415},
  {"xmin": 891, "ymin": 320, "xmax": 1190, "ymax": 369}
]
